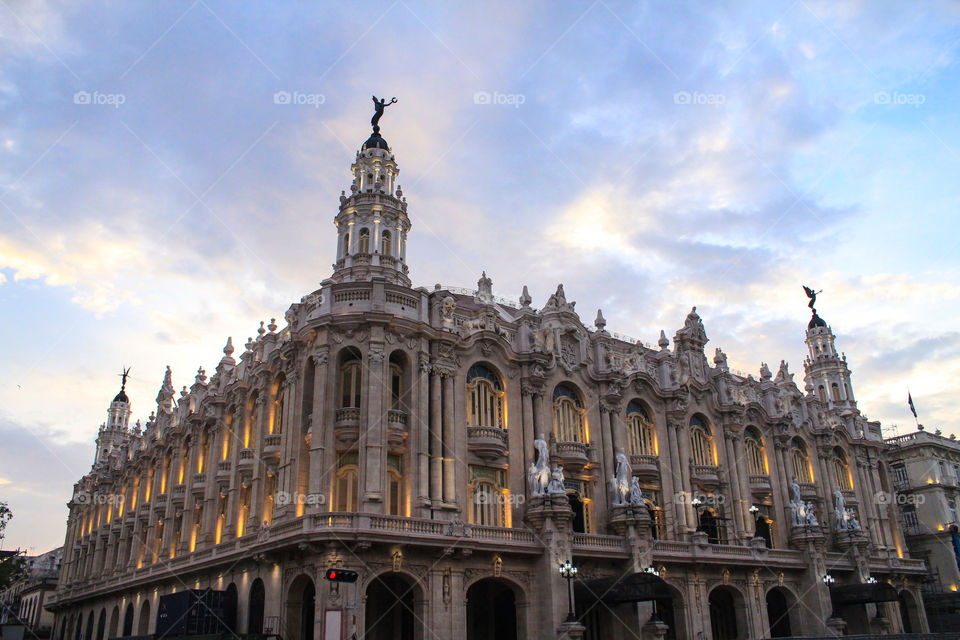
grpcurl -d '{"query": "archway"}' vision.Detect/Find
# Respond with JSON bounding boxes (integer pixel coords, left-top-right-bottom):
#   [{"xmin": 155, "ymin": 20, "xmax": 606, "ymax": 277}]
[
  {"xmin": 75, "ymin": 613, "xmax": 83, "ymax": 640},
  {"xmin": 899, "ymin": 590, "xmax": 922, "ymax": 633},
  {"xmin": 248, "ymin": 578, "xmax": 265, "ymax": 635},
  {"xmin": 709, "ymin": 586, "xmax": 745, "ymax": 640},
  {"xmin": 700, "ymin": 509, "xmax": 720, "ymax": 544},
  {"xmin": 284, "ymin": 574, "xmax": 315, "ymax": 640},
  {"xmin": 122, "ymin": 603, "xmax": 134, "ymax": 637},
  {"xmin": 137, "ymin": 601, "xmax": 150, "ymax": 635},
  {"xmin": 568, "ymin": 494, "xmax": 586, "ymax": 533},
  {"xmin": 655, "ymin": 584, "xmax": 687, "ymax": 640},
  {"xmin": 365, "ymin": 572, "xmax": 423, "ymax": 640},
  {"xmin": 108, "ymin": 606, "xmax": 119, "ymax": 639},
  {"xmin": 766, "ymin": 587, "xmax": 792, "ymax": 637},
  {"xmin": 95, "ymin": 609, "xmax": 106, "ymax": 640},
  {"xmin": 224, "ymin": 583, "xmax": 238, "ymax": 633},
  {"xmin": 84, "ymin": 612, "xmax": 94, "ymax": 640},
  {"xmin": 467, "ymin": 578, "xmax": 517, "ymax": 640}
]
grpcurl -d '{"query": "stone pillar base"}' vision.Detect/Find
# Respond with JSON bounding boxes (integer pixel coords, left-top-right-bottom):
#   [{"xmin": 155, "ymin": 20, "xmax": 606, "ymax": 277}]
[
  {"xmin": 826, "ymin": 616, "xmax": 847, "ymax": 637},
  {"xmin": 557, "ymin": 620, "xmax": 586, "ymax": 639},
  {"xmin": 643, "ymin": 619, "xmax": 669, "ymax": 640}
]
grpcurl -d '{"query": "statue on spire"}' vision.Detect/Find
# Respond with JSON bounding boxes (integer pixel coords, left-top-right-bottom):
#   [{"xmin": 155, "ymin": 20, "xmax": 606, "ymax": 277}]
[
  {"xmin": 119, "ymin": 367, "xmax": 130, "ymax": 390},
  {"xmin": 371, "ymin": 95, "xmax": 397, "ymax": 133},
  {"xmin": 802, "ymin": 285, "xmax": 822, "ymax": 313}
]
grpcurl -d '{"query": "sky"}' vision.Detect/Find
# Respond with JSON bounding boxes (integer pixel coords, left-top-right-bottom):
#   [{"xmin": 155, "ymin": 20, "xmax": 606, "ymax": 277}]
[{"xmin": 1, "ymin": 0, "xmax": 959, "ymax": 553}]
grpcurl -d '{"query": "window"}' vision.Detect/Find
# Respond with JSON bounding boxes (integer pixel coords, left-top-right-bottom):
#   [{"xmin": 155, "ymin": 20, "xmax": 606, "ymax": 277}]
[
  {"xmin": 892, "ymin": 463, "xmax": 909, "ymax": 487},
  {"xmin": 902, "ymin": 504, "xmax": 918, "ymax": 529},
  {"xmin": 198, "ymin": 432, "xmax": 208, "ymax": 474},
  {"xmin": 833, "ymin": 449, "xmax": 853, "ymax": 491},
  {"xmin": 832, "ymin": 383, "xmax": 841, "ymax": 401},
  {"xmin": 470, "ymin": 467, "xmax": 507, "ymax": 527},
  {"xmin": 390, "ymin": 363, "xmax": 403, "ymax": 411},
  {"xmin": 333, "ymin": 453, "xmax": 359, "ymax": 512},
  {"xmin": 744, "ymin": 428, "xmax": 767, "ymax": 475},
  {"xmin": 272, "ymin": 383, "xmax": 285, "ymax": 435},
  {"xmin": 690, "ymin": 415, "xmax": 716, "ymax": 466},
  {"xmin": 343, "ymin": 232, "xmax": 350, "ymax": 256},
  {"xmin": 553, "ymin": 384, "xmax": 586, "ymax": 443},
  {"xmin": 818, "ymin": 386, "xmax": 827, "ymax": 404},
  {"xmin": 467, "ymin": 364, "xmax": 505, "ymax": 428},
  {"xmin": 358, "ymin": 228, "xmax": 370, "ymax": 253},
  {"xmin": 791, "ymin": 439, "xmax": 813, "ymax": 483},
  {"xmin": 246, "ymin": 397, "xmax": 260, "ymax": 449},
  {"xmin": 381, "ymin": 230, "xmax": 392, "ymax": 256},
  {"xmin": 949, "ymin": 498, "xmax": 958, "ymax": 525},
  {"xmin": 626, "ymin": 401, "xmax": 656, "ymax": 455},
  {"xmin": 939, "ymin": 461, "xmax": 947, "ymax": 483},
  {"xmin": 340, "ymin": 357, "xmax": 362, "ymax": 408}
]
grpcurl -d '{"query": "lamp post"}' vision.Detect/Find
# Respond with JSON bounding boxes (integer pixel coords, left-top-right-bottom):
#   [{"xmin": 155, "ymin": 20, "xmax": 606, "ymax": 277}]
[
  {"xmin": 748, "ymin": 504, "xmax": 760, "ymax": 535},
  {"xmin": 691, "ymin": 497, "xmax": 702, "ymax": 530},
  {"xmin": 644, "ymin": 566, "xmax": 661, "ymax": 621},
  {"xmin": 559, "ymin": 560, "xmax": 579, "ymax": 623},
  {"xmin": 822, "ymin": 574, "xmax": 837, "ymax": 619}
]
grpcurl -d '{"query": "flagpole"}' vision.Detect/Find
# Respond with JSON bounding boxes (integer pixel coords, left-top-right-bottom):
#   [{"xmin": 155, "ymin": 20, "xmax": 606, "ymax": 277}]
[{"xmin": 908, "ymin": 388, "xmax": 920, "ymax": 429}]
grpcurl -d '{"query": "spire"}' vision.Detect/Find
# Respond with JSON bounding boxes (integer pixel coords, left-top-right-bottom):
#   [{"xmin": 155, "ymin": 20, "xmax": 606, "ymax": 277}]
[
  {"xmin": 328, "ymin": 96, "xmax": 411, "ymax": 287},
  {"xmin": 801, "ymin": 287, "xmax": 856, "ymax": 409}
]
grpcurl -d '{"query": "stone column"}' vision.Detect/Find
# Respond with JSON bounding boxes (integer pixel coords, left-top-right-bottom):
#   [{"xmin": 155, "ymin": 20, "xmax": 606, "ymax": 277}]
[
  {"xmin": 723, "ymin": 432, "xmax": 745, "ymax": 539},
  {"xmin": 249, "ymin": 394, "xmax": 268, "ymax": 531},
  {"xmin": 675, "ymin": 419, "xmax": 695, "ymax": 531},
  {"xmin": 429, "ymin": 368, "xmax": 442, "ymax": 507},
  {"xmin": 442, "ymin": 371, "xmax": 456, "ymax": 505},
  {"xmin": 774, "ymin": 438, "xmax": 793, "ymax": 547},
  {"xmin": 363, "ymin": 345, "xmax": 386, "ymax": 507},
  {"xmin": 307, "ymin": 349, "xmax": 329, "ymax": 515},
  {"xmin": 521, "ymin": 384, "xmax": 535, "ymax": 496},
  {"xmin": 666, "ymin": 419, "xmax": 687, "ymax": 533},
  {"xmin": 416, "ymin": 354, "xmax": 431, "ymax": 513},
  {"xmin": 733, "ymin": 434, "xmax": 752, "ymax": 538}
]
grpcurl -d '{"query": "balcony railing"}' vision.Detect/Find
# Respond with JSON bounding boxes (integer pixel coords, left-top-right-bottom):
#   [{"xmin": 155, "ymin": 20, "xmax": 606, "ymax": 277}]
[
  {"xmin": 467, "ymin": 426, "xmax": 508, "ymax": 461},
  {"xmin": 263, "ymin": 434, "xmax": 282, "ymax": 449},
  {"xmin": 693, "ymin": 464, "xmax": 720, "ymax": 485},
  {"xmin": 555, "ymin": 440, "xmax": 590, "ymax": 470},
  {"xmin": 630, "ymin": 454, "xmax": 659, "ymax": 477},
  {"xmin": 387, "ymin": 410, "xmax": 408, "ymax": 426},
  {"xmin": 749, "ymin": 474, "xmax": 772, "ymax": 493},
  {"xmin": 335, "ymin": 407, "xmax": 360, "ymax": 424}
]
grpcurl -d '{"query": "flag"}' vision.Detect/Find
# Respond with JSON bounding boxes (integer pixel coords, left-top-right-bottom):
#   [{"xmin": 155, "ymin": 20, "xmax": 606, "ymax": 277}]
[{"xmin": 908, "ymin": 392, "xmax": 918, "ymax": 419}]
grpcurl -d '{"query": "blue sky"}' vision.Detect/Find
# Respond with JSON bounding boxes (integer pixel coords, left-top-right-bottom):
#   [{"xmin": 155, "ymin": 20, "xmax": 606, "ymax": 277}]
[{"xmin": 1, "ymin": 0, "xmax": 959, "ymax": 552}]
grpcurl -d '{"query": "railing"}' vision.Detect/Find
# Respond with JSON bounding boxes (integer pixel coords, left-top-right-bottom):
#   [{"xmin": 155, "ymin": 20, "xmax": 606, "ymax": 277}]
[
  {"xmin": 439, "ymin": 285, "xmax": 519, "ymax": 308},
  {"xmin": 654, "ymin": 540, "xmax": 691, "ymax": 553},
  {"xmin": 217, "ymin": 460, "xmax": 232, "ymax": 472},
  {"xmin": 385, "ymin": 291, "xmax": 419, "ymax": 308},
  {"xmin": 555, "ymin": 441, "xmax": 589, "ymax": 455},
  {"xmin": 471, "ymin": 525, "xmax": 536, "ymax": 543},
  {"xmin": 264, "ymin": 434, "xmax": 282, "ymax": 448},
  {"xmin": 172, "ymin": 485, "xmax": 186, "ymax": 497},
  {"xmin": 335, "ymin": 407, "xmax": 360, "ymax": 423},
  {"xmin": 630, "ymin": 453, "xmax": 659, "ymax": 468},
  {"xmin": 369, "ymin": 515, "xmax": 446, "ymax": 535},
  {"xmin": 332, "ymin": 289, "xmax": 371, "ymax": 303},
  {"xmin": 573, "ymin": 533, "xmax": 627, "ymax": 550},
  {"xmin": 467, "ymin": 426, "xmax": 507, "ymax": 442},
  {"xmin": 693, "ymin": 464, "xmax": 719, "ymax": 478},
  {"xmin": 387, "ymin": 410, "xmax": 408, "ymax": 426},
  {"xmin": 749, "ymin": 474, "xmax": 771, "ymax": 487},
  {"xmin": 239, "ymin": 448, "xmax": 255, "ymax": 461}
]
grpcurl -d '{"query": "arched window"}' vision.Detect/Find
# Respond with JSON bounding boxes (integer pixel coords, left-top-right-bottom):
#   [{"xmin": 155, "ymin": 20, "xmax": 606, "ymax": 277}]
[
  {"xmin": 390, "ymin": 363, "xmax": 403, "ymax": 411},
  {"xmin": 358, "ymin": 228, "xmax": 370, "ymax": 253},
  {"xmin": 690, "ymin": 415, "xmax": 716, "ymax": 466},
  {"xmin": 381, "ymin": 230, "xmax": 392, "ymax": 256},
  {"xmin": 790, "ymin": 438, "xmax": 814, "ymax": 483},
  {"xmin": 340, "ymin": 354, "xmax": 362, "ymax": 409},
  {"xmin": 744, "ymin": 427, "xmax": 768, "ymax": 475},
  {"xmin": 626, "ymin": 400, "xmax": 656, "ymax": 455},
  {"xmin": 198, "ymin": 431, "xmax": 209, "ymax": 474},
  {"xmin": 272, "ymin": 382, "xmax": 285, "ymax": 435},
  {"xmin": 222, "ymin": 410, "xmax": 236, "ymax": 461},
  {"xmin": 343, "ymin": 232, "xmax": 350, "ymax": 256},
  {"xmin": 387, "ymin": 455, "xmax": 404, "ymax": 516},
  {"xmin": 833, "ymin": 448, "xmax": 853, "ymax": 491},
  {"xmin": 553, "ymin": 384, "xmax": 586, "ymax": 443},
  {"xmin": 469, "ymin": 467, "xmax": 507, "ymax": 527},
  {"xmin": 467, "ymin": 364, "xmax": 505, "ymax": 428},
  {"xmin": 831, "ymin": 383, "xmax": 841, "ymax": 402},
  {"xmin": 333, "ymin": 453, "xmax": 359, "ymax": 512},
  {"xmin": 818, "ymin": 385, "xmax": 827, "ymax": 404}
]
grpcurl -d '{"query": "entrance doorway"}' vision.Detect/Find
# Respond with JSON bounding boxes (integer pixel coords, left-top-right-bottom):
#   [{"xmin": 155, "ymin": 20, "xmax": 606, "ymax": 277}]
[
  {"xmin": 364, "ymin": 572, "xmax": 421, "ymax": 640},
  {"xmin": 466, "ymin": 578, "xmax": 517, "ymax": 640}
]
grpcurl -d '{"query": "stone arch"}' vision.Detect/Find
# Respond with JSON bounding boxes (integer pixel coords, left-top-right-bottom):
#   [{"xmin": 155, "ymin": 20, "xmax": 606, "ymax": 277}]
[
  {"xmin": 363, "ymin": 570, "xmax": 425, "ymax": 640},
  {"xmin": 84, "ymin": 611, "xmax": 94, "ymax": 640},
  {"xmin": 765, "ymin": 585, "xmax": 799, "ymax": 637},
  {"xmin": 465, "ymin": 576, "xmax": 526, "ymax": 640},
  {"xmin": 95, "ymin": 608, "xmax": 106, "ymax": 640},
  {"xmin": 248, "ymin": 577, "xmax": 266, "ymax": 635},
  {"xmin": 284, "ymin": 573, "xmax": 315, "ymax": 640},
  {"xmin": 899, "ymin": 589, "xmax": 922, "ymax": 633},
  {"xmin": 122, "ymin": 603, "xmax": 134, "ymax": 637},
  {"xmin": 655, "ymin": 582, "xmax": 688, "ymax": 640},
  {"xmin": 107, "ymin": 605, "xmax": 119, "ymax": 639},
  {"xmin": 708, "ymin": 584, "xmax": 748, "ymax": 640},
  {"xmin": 224, "ymin": 582, "xmax": 238, "ymax": 632},
  {"xmin": 137, "ymin": 600, "xmax": 150, "ymax": 635}
]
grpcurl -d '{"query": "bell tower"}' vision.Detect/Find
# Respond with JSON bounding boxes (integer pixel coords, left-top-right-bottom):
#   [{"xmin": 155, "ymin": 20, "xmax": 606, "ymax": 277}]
[
  {"xmin": 801, "ymin": 289, "xmax": 856, "ymax": 411},
  {"xmin": 328, "ymin": 95, "xmax": 411, "ymax": 287},
  {"xmin": 94, "ymin": 368, "xmax": 132, "ymax": 464}
]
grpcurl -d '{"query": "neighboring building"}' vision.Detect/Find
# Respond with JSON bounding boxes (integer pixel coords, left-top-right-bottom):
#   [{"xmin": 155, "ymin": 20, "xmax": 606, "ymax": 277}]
[
  {"xmin": 886, "ymin": 428, "xmax": 960, "ymax": 631},
  {"xmin": 0, "ymin": 547, "xmax": 63, "ymax": 638},
  {"xmin": 48, "ymin": 108, "xmax": 927, "ymax": 640}
]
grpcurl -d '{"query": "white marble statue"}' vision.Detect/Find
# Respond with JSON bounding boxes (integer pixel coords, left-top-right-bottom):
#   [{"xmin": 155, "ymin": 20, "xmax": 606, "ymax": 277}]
[
  {"xmin": 629, "ymin": 476, "xmax": 644, "ymax": 506},
  {"xmin": 530, "ymin": 433, "xmax": 551, "ymax": 495},
  {"xmin": 613, "ymin": 448, "xmax": 632, "ymax": 505},
  {"xmin": 805, "ymin": 502, "xmax": 818, "ymax": 526},
  {"xmin": 547, "ymin": 465, "xmax": 566, "ymax": 495}
]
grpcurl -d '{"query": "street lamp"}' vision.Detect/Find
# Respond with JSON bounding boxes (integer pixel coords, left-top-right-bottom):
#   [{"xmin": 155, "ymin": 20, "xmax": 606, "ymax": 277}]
[
  {"xmin": 822, "ymin": 574, "xmax": 837, "ymax": 619},
  {"xmin": 822, "ymin": 574, "xmax": 835, "ymax": 586},
  {"xmin": 691, "ymin": 497, "xmax": 703, "ymax": 530},
  {"xmin": 644, "ymin": 566, "xmax": 661, "ymax": 622},
  {"xmin": 866, "ymin": 576, "xmax": 878, "ymax": 584},
  {"xmin": 559, "ymin": 560, "xmax": 579, "ymax": 623}
]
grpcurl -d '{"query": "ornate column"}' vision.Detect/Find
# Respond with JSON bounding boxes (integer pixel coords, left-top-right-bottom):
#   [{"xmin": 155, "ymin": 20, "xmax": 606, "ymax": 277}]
[
  {"xmin": 773, "ymin": 436, "xmax": 793, "ymax": 548},
  {"xmin": 723, "ymin": 431, "xmax": 745, "ymax": 540},
  {"xmin": 429, "ymin": 366, "xmax": 442, "ymax": 506},
  {"xmin": 306, "ymin": 348, "xmax": 329, "ymax": 515},
  {"xmin": 520, "ymin": 382, "xmax": 537, "ymax": 496},
  {"xmin": 674, "ymin": 417, "xmax": 695, "ymax": 531},
  {"xmin": 363, "ymin": 344, "xmax": 386, "ymax": 507},
  {"xmin": 733, "ymin": 432, "xmax": 752, "ymax": 539},
  {"xmin": 665, "ymin": 418, "xmax": 688, "ymax": 533},
  {"xmin": 416, "ymin": 353, "xmax": 431, "ymax": 511},
  {"xmin": 441, "ymin": 369, "xmax": 456, "ymax": 506}
]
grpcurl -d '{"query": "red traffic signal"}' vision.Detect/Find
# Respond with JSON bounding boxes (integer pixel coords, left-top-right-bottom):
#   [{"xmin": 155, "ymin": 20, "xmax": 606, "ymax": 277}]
[{"xmin": 324, "ymin": 569, "xmax": 359, "ymax": 583}]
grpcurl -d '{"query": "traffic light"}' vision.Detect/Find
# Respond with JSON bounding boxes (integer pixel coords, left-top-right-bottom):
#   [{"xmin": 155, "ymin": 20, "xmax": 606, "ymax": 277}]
[{"xmin": 324, "ymin": 569, "xmax": 359, "ymax": 583}]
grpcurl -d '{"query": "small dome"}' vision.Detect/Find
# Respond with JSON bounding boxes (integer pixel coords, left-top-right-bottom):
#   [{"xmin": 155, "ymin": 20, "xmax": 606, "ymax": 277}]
[
  {"xmin": 808, "ymin": 312, "xmax": 827, "ymax": 329},
  {"xmin": 112, "ymin": 389, "xmax": 129, "ymax": 404},
  {"xmin": 362, "ymin": 132, "xmax": 389, "ymax": 151}
]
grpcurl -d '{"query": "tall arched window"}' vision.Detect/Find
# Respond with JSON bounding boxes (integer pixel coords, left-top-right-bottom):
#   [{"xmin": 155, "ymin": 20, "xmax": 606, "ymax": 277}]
[
  {"xmin": 198, "ymin": 431, "xmax": 209, "ymax": 474},
  {"xmin": 626, "ymin": 400, "xmax": 656, "ymax": 455},
  {"xmin": 553, "ymin": 384, "xmax": 586, "ymax": 443},
  {"xmin": 343, "ymin": 232, "xmax": 350, "ymax": 256},
  {"xmin": 467, "ymin": 364, "xmax": 505, "ymax": 428},
  {"xmin": 833, "ymin": 448, "xmax": 853, "ymax": 490},
  {"xmin": 818, "ymin": 385, "xmax": 827, "ymax": 404},
  {"xmin": 831, "ymin": 383, "xmax": 841, "ymax": 402},
  {"xmin": 744, "ymin": 427, "xmax": 767, "ymax": 475},
  {"xmin": 387, "ymin": 455, "xmax": 404, "ymax": 516},
  {"xmin": 690, "ymin": 415, "xmax": 716, "ymax": 466},
  {"xmin": 390, "ymin": 363, "xmax": 403, "ymax": 411},
  {"xmin": 358, "ymin": 228, "xmax": 370, "ymax": 253},
  {"xmin": 333, "ymin": 453, "xmax": 359, "ymax": 511},
  {"xmin": 272, "ymin": 381, "xmax": 285, "ymax": 435},
  {"xmin": 340, "ymin": 353, "xmax": 362, "ymax": 409},
  {"xmin": 381, "ymin": 230, "xmax": 392, "ymax": 256},
  {"xmin": 791, "ymin": 438, "xmax": 814, "ymax": 483},
  {"xmin": 469, "ymin": 467, "xmax": 507, "ymax": 527}
]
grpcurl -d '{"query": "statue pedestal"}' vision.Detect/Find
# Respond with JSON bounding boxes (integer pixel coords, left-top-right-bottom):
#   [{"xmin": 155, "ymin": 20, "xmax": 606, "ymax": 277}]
[
  {"xmin": 833, "ymin": 530, "xmax": 868, "ymax": 552},
  {"xmin": 691, "ymin": 530, "xmax": 710, "ymax": 547},
  {"xmin": 826, "ymin": 616, "xmax": 846, "ymax": 637},
  {"xmin": 608, "ymin": 503, "xmax": 651, "ymax": 536},
  {"xmin": 642, "ymin": 619, "xmax": 669, "ymax": 640},
  {"xmin": 789, "ymin": 525, "xmax": 825, "ymax": 550},
  {"xmin": 526, "ymin": 493, "xmax": 573, "ymax": 532},
  {"xmin": 557, "ymin": 620, "xmax": 585, "ymax": 640}
]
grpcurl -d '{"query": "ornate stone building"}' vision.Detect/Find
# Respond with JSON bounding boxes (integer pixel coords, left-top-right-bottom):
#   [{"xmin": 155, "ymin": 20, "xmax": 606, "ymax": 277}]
[{"xmin": 49, "ymin": 110, "xmax": 928, "ymax": 640}]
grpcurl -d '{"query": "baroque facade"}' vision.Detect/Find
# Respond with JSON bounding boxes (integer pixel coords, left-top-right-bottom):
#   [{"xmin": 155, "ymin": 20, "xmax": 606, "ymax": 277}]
[{"xmin": 49, "ymin": 111, "xmax": 928, "ymax": 640}]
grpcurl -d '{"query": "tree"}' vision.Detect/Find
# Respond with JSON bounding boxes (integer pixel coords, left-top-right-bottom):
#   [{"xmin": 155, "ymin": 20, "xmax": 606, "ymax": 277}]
[{"xmin": 0, "ymin": 501, "xmax": 27, "ymax": 590}]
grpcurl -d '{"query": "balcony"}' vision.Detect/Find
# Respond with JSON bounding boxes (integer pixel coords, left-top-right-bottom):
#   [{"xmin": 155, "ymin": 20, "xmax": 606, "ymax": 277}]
[
  {"xmin": 263, "ymin": 434, "xmax": 282, "ymax": 451},
  {"xmin": 386, "ymin": 410, "xmax": 409, "ymax": 453},
  {"xmin": 693, "ymin": 464, "xmax": 720, "ymax": 487},
  {"xmin": 749, "ymin": 474, "xmax": 772, "ymax": 495},
  {"xmin": 467, "ymin": 426, "xmax": 508, "ymax": 461},
  {"xmin": 172, "ymin": 484, "xmax": 186, "ymax": 503},
  {"xmin": 799, "ymin": 482, "xmax": 818, "ymax": 500},
  {"xmin": 191, "ymin": 474, "xmax": 206, "ymax": 494},
  {"xmin": 630, "ymin": 453, "xmax": 659, "ymax": 478},
  {"xmin": 555, "ymin": 440, "xmax": 590, "ymax": 470},
  {"xmin": 153, "ymin": 494, "xmax": 168, "ymax": 514},
  {"xmin": 238, "ymin": 448, "xmax": 255, "ymax": 468},
  {"xmin": 217, "ymin": 460, "xmax": 232, "ymax": 478},
  {"xmin": 334, "ymin": 407, "xmax": 360, "ymax": 449}
]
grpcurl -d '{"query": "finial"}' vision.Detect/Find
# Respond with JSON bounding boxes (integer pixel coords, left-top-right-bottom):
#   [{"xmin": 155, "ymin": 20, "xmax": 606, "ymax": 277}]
[
  {"xmin": 658, "ymin": 330, "xmax": 669, "ymax": 350},
  {"xmin": 268, "ymin": 318, "xmax": 277, "ymax": 333},
  {"xmin": 223, "ymin": 337, "xmax": 234, "ymax": 357},
  {"xmin": 180, "ymin": 385, "xmax": 189, "ymax": 398},
  {"xmin": 594, "ymin": 309, "xmax": 606, "ymax": 332},
  {"xmin": 195, "ymin": 367, "xmax": 207, "ymax": 384},
  {"xmin": 119, "ymin": 366, "xmax": 131, "ymax": 390},
  {"xmin": 245, "ymin": 337, "xmax": 255, "ymax": 352},
  {"xmin": 258, "ymin": 321, "xmax": 266, "ymax": 337},
  {"xmin": 519, "ymin": 285, "xmax": 532, "ymax": 309},
  {"xmin": 370, "ymin": 94, "xmax": 398, "ymax": 134}
]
